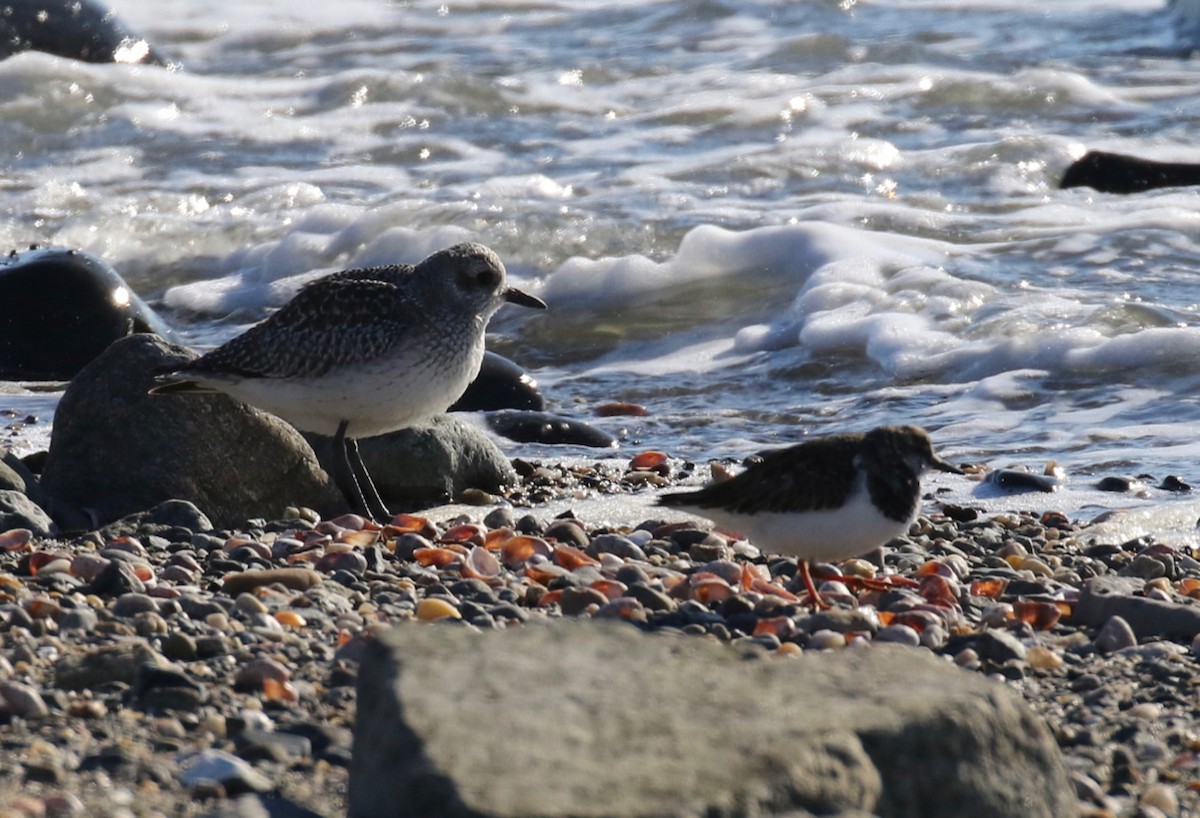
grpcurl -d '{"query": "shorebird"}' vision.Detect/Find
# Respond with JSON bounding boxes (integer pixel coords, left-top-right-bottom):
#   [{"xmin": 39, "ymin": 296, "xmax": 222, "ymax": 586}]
[
  {"xmin": 657, "ymin": 425, "xmax": 962, "ymax": 608},
  {"xmin": 151, "ymin": 242, "xmax": 545, "ymax": 519}
]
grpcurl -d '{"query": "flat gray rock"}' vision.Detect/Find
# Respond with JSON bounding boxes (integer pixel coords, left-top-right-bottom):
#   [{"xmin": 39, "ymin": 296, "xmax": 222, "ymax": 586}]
[
  {"xmin": 306, "ymin": 414, "xmax": 516, "ymax": 508},
  {"xmin": 0, "ymin": 489, "xmax": 54, "ymax": 536},
  {"xmin": 1075, "ymin": 575, "xmax": 1200, "ymax": 640},
  {"xmin": 350, "ymin": 621, "xmax": 1075, "ymax": 818},
  {"xmin": 39, "ymin": 335, "xmax": 344, "ymax": 529}
]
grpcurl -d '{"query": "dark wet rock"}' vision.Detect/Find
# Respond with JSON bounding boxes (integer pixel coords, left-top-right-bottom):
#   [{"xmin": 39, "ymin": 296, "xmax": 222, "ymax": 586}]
[
  {"xmin": 1075, "ymin": 576, "xmax": 1200, "ymax": 640},
  {"xmin": 308, "ymin": 414, "xmax": 516, "ymax": 509},
  {"xmin": 102, "ymin": 500, "xmax": 214, "ymax": 540},
  {"xmin": 235, "ymin": 728, "xmax": 312, "ymax": 763},
  {"xmin": 135, "ymin": 663, "xmax": 207, "ymax": 711},
  {"xmin": 0, "ymin": 488, "xmax": 54, "ymax": 536},
  {"xmin": 1159, "ymin": 475, "xmax": 1191, "ymax": 493},
  {"xmin": 351, "ymin": 621, "xmax": 1076, "ymax": 818},
  {"xmin": 0, "ymin": 457, "xmax": 25, "ymax": 493},
  {"xmin": 207, "ymin": 794, "xmax": 329, "ymax": 818},
  {"xmin": 86, "ymin": 560, "xmax": 147, "ymax": 597},
  {"xmin": 1060, "ymin": 150, "xmax": 1200, "ymax": 194},
  {"xmin": 0, "ymin": 247, "xmax": 173, "ymax": 380},
  {"xmin": 986, "ymin": 469, "xmax": 1057, "ymax": 493},
  {"xmin": 450, "ymin": 351, "xmax": 544, "ymax": 412},
  {"xmin": 805, "ymin": 608, "xmax": 881, "ymax": 635},
  {"xmin": 1096, "ymin": 476, "xmax": 1135, "ymax": 493},
  {"xmin": 559, "ymin": 586, "xmax": 609, "ymax": 615},
  {"xmin": 39, "ymin": 335, "xmax": 344, "ymax": 529},
  {"xmin": 543, "ymin": 519, "xmax": 588, "ymax": 549},
  {"xmin": 484, "ymin": 409, "xmax": 618, "ymax": 448},
  {"xmin": 0, "ymin": 0, "xmax": 166, "ymax": 64},
  {"xmin": 946, "ymin": 629, "xmax": 1028, "ymax": 666}
]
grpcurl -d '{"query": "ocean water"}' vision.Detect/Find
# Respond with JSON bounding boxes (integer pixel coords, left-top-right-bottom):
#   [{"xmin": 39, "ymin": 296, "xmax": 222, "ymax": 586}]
[{"xmin": 3, "ymin": 0, "xmax": 1200, "ymax": 521}]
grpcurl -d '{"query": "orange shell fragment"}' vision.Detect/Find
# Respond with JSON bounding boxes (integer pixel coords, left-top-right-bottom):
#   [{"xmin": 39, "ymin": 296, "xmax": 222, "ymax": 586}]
[
  {"xmin": 500, "ymin": 535, "xmax": 553, "ymax": 568},
  {"xmin": 384, "ymin": 514, "xmax": 436, "ymax": 538},
  {"xmin": 274, "ymin": 611, "xmax": 307, "ymax": 629},
  {"xmin": 553, "ymin": 545, "xmax": 599, "ymax": 570},
  {"xmin": 440, "ymin": 524, "xmax": 487, "ymax": 547},
  {"xmin": 262, "ymin": 677, "xmax": 299, "ymax": 702},
  {"xmin": 691, "ymin": 577, "xmax": 734, "ymax": 603},
  {"xmin": 1013, "ymin": 600, "xmax": 1061, "ymax": 630},
  {"xmin": 412, "ymin": 547, "xmax": 463, "ymax": 568},
  {"xmin": 589, "ymin": 579, "xmax": 628, "ymax": 601},
  {"xmin": 969, "ymin": 578, "xmax": 1007, "ymax": 599},
  {"xmin": 629, "ymin": 450, "xmax": 669, "ymax": 472}
]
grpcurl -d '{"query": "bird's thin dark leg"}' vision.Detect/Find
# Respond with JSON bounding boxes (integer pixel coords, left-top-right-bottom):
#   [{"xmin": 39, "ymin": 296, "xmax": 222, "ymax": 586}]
[
  {"xmin": 345, "ymin": 435, "xmax": 390, "ymax": 521},
  {"xmin": 331, "ymin": 420, "xmax": 371, "ymax": 518}
]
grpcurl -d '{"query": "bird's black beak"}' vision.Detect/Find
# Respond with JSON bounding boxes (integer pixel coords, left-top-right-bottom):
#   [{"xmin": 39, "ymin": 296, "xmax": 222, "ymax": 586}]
[
  {"xmin": 505, "ymin": 287, "xmax": 547, "ymax": 309},
  {"xmin": 931, "ymin": 456, "xmax": 964, "ymax": 475}
]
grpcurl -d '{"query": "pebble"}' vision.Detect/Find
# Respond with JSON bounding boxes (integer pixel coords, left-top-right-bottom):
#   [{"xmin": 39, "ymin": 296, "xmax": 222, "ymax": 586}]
[{"xmin": 1095, "ymin": 615, "xmax": 1138, "ymax": 653}]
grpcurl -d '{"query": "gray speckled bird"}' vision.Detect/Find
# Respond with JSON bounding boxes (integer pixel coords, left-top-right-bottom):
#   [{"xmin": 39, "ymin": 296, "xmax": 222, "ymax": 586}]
[
  {"xmin": 657, "ymin": 425, "xmax": 962, "ymax": 607},
  {"xmin": 150, "ymin": 242, "xmax": 546, "ymax": 519}
]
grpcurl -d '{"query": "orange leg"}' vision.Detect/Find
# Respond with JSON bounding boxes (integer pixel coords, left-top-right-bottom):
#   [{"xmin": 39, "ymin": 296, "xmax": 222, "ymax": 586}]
[{"xmin": 798, "ymin": 561, "xmax": 831, "ymax": 610}]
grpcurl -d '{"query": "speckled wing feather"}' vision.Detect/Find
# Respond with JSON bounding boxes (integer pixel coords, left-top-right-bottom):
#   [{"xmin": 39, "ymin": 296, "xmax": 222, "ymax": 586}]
[
  {"xmin": 658, "ymin": 434, "xmax": 865, "ymax": 515},
  {"xmin": 311, "ymin": 263, "xmax": 413, "ymax": 287},
  {"xmin": 176, "ymin": 277, "xmax": 416, "ymax": 380}
]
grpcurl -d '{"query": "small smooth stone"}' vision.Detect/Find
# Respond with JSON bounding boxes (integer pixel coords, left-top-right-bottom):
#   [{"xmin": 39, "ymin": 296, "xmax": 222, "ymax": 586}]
[
  {"xmin": 133, "ymin": 612, "xmax": 169, "ymax": 636},
  {"xmin": 1095, "ymin": 615, "xmax": 1137, "ymax": 653},
  {"xmin": 221, "ymin": 568, "xmax": 321, "ymax": 595},
  {"xmin": 0, "ymin": 680, "xmax": 49, "ymax": 719},
  {"xmin": 808, "ymin": 629, "xmax": 846, "ymax": 650},
  {"xmin": 839, "ymin": 558, "xmax": 876, "ymax": 580},
  {"xmin": 625, "ymin": 584, "xmax": 676, "ymax": 612},
  {"xmin": 1126, "ymin": 554, "xmax": 1167, "ymax": 580},
  {"xmin": 1140, "ymin": 783, "xmax": 1179, "ymax": 815},
  {"xmin": 874, "ymin": 624, "xmax": 920, "ymax": 647},
  {"xmin": 953, "ymin": 648, "xmax": 980, "ymax": 669},
  {"xmin": 58, "ymin": 608, "xmax": 98, "ymax": 633},
  {"xmin": 162, "ymin": 632, "xmax": 198, "ymax": 661},
  {"xmin": 112, "ymin": 593, "xmax": 159, "ymax": 617},
  {"xmin": 1025, "ymin": 646, "xmax": 1063, "ymax": 670},
  {"xmin": 1127, "ymin": 702, "xmax": 1163, "ymax": 721},
  {"xmin": 559, "ymin": 586, "xmax": 609, "ymax": 616},
  {"xmin": 177, "ymin": 749, "xmax": 272, "ymax": 792},
  {"xmin": 235, "ymin": 658, "xmax": 290, "ymax": 692},
  {"xmin": 1017, "ymin": 556, "xmax": 1053, "ymax": 577},
  {"xmin": 233, "ymin": 593, "xmax": 268, "ymax": 615}
]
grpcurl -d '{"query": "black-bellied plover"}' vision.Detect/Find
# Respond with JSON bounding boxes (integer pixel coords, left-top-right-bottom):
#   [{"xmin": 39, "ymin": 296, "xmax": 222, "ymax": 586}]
[
  {"xmin": 657, "ymin": 425, "xmax": 962, "ymax": 608},
  {"xmin": 150, "ymin": 242, "xmax": 546, "ymax": 519}
]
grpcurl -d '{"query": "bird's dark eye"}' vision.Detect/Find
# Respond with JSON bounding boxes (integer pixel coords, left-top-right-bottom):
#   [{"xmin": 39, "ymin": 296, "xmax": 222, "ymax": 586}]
[{"xmin": 475, "ymin": 269, "xmax": 498, "ymax": 287}]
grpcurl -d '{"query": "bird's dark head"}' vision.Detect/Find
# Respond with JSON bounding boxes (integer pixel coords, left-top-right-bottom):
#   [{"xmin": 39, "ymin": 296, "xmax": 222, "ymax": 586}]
[{"xmin": 866, "ymin": 425, "xmax": 963, "ymax": 475}]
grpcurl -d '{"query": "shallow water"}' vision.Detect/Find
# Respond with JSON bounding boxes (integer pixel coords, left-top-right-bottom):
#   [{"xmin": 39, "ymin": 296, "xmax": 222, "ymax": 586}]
[{"xmin": 3, "ymin": 0, "xmax": 1200, "ymax": 517}]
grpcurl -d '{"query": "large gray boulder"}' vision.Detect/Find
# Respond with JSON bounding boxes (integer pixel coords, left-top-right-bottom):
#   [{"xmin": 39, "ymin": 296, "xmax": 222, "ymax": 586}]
[
  {"xmin": 39, "ymin": 334, "xmax": 343, "ymax": 528},
  {"xmin": 350, "ymin": 621, "xmax": 1076, "ymax": 818}
]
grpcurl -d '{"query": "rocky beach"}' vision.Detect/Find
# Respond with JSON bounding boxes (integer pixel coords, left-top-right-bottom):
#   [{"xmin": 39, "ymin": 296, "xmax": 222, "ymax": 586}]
[{"xmin": 2, "ymin": 426, "xmax": 1200, "ymax": 816}]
